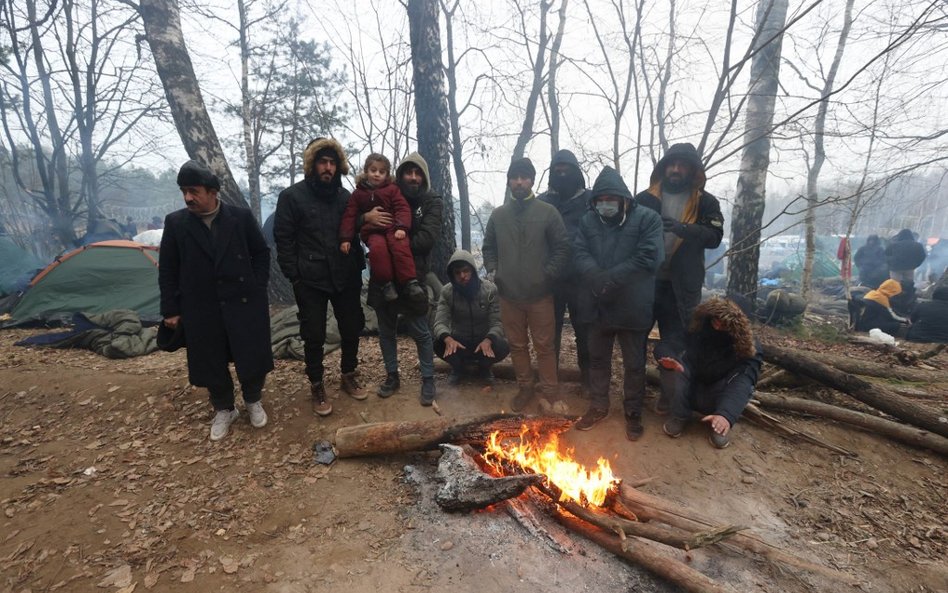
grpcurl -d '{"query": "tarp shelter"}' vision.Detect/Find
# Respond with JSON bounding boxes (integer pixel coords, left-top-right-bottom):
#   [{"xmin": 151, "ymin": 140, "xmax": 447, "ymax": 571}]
[
  {"xmin": 6, "ymin": 240, "xmax": 160, "ymax": 326},
  {"xmin": 0, "ymin": 234, "xmax": 43, "ymax": 296}
]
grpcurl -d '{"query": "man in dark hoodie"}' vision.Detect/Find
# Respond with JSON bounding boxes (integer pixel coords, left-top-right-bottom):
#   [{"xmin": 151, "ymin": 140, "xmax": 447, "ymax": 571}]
[
  {"xmin": 538, "ymin": 149, "xmax": 592, "ymax": 388},
  {"xmin": 572, "ymin": 167, "xmax": 663, "ymax": 439},
  {"xmin": 274, "ymin": 138, "xmax": 367, "ymax": 417},
  {"xmin": 886, "ymin": 229, "xmax": 926, "ymax": 316},
  {"xmin": 853, "ymin": 235, "xmax": 888, "ymax": 289},
  {"xmin": 364, "ymin": 152, "xmax": 444, "ymax": 406},
  {"xmin": 636, "ymin": 142, "xmax": 724, "ymax": 415},
  {"xmin": 907, "ymin": 273, "xmax": 948, "ymax": 343}
]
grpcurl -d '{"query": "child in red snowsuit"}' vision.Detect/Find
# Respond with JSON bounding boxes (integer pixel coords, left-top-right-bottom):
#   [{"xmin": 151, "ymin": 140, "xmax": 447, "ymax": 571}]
[{"xmin": 340, "ymin": 153, "xmax": 425, "ymax": 302}]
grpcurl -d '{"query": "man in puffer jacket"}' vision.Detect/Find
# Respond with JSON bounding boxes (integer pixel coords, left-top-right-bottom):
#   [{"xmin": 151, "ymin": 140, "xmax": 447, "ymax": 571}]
[
  {"xmin": 572, "ymin": 167, "xmax": 663, "ymax": 440},
  {"xmin": 433, "ymin": 250, "xmax": 509, "ymax": 385},
  {"xmin": 886, "ymin": 228, "xmax": 927, "ymax": 316}
]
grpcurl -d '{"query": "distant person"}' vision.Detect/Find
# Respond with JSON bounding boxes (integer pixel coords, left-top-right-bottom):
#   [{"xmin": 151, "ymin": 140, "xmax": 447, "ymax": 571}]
[
  {"xmin": 538, "ymin": 149, "xmax": 592, "ymax": 388},
  {"xmin": 433, "ymin": 250, "xmax": 509, "ymax": 385},
  {"xmin": 122, "ymin": 216, "xmax": 138, "ymax": 238},
  {"xmin": 660, "ymin": 298, "xmax": 762, "ymax": 449},
  {"xmin": 886, "ymin": 229, "xmax": 926, "ymax": 316},
  {"xmin": 854, "ymin": 279, "xmax": 909, "ymax": 336},
  {"xmin": 159, "ymin": 160, "xmax": 273, "ymax": 441},
  {"xmin": 907, "ymin": 274, "xmax": 948, "ymax": 343},
  {"xmin": 853, "ymin": 235, "xmax": 887, "ymax": 289},
  {"xmin": 339, "ymin": 153, "xmax": 426, "ymax": 302},
  {"xmin": 926, "ymin": 238, "xmax": 948, "ymax": 279},
  {"xmin": 571, "ymin": 167, "xmax": 663, "ymax": 439},
  {"xmin": 635, "ymin": 142, "xmax": 724, "ymax": 415},
  {"xmin": 147, "ymin": 216, "xmax": 163, "ymax": 230},
  {"xmin": 483, "ymin": 157, "xmax": 570, "ymax": 413}
]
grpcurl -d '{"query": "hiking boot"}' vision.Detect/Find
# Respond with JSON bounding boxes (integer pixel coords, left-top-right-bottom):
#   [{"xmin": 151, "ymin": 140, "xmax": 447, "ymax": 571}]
[
  {"xmin": 246, "ymin": 401, "xmax": 268, "ymax": 428},
  {"xmin": 447, "ymin": 371, "xmax": 462, "ymax": 386},
  {"xmin": 510, "ymin": 386, "xmax": 534, "ymax": 412},
  {"xmin": 341, "ymin": 372, "xmax": 367, "ymax": 400},
  {"xmin": 377, "ymin": 372, "xmax": 400, "ymax": 398},
  {"xmin": 574, "ymin": 407, "xmax": 608, "ymax": 431},
  {"xmin": 625, "ymin": 414, "xmax": 644, "ymax": 441},
  {"xmin": 382, "ymin": 282, "xmax": 399, "ymax": 302},
  {"xmin": 663, "ymin": 417, "xmax": 687, "ymax": 438},
  {"xmin": 405, "ymin": 279, "xmax": 427, "ymax": 303},
  {"xmin": 210, "ymin": 409, "xmax": 240, "ymax": 441},
  {"xmin": 653, "ymin": 396, "xmax": 670, "ymax": 416},
  {"xmin": 709, "ymin": 430, "xmax": 731, "ymax": 449},
  {"xmin": 310, "ymin": 382, "xmax": 333, "ymax": 416},
  {"xmin": 420, "ymin": 376, "xmax": 436, "ymax": 406}
]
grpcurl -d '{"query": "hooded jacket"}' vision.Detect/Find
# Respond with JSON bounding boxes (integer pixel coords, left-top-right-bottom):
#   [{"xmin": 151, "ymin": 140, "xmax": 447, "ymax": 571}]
[
  {"xmin": 573, "ymin": 166, "xmax": 664, "ymax": 331},
  {"xmin": 856, "ymin": 279, "xmax": 906, "ymax": 334},
  {"xmin": 433, "ymin": 250, "xmax": 504, "ymax": 345},
  {"xmin": 635, "ymin": 143, "xmax": 724, "ymax": 323},
  {"xmin": 538, "ymin": 150, "xmax": 592, "ymax": 285},
  {"xmin": 273, "ymin": 138, "xmax": 365, "ymax": 293},
  {"xmin": 395, "ymin": 152, "xmax": 444, "ymax": 280},
  {"xmin": 907, "ymin": 280, "xmax": 948, "ymax": 343},
  {"xmin": 885, "ymin": 229, "xmax": 926, "ymax": 272}
]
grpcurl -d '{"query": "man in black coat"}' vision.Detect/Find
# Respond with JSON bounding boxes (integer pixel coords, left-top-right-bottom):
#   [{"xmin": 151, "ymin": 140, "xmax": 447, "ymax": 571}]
[
  {"xmin": 159, "ymin": 160, "xmax": 274, "ymax": 442},
  {"xmin": 886, "ymin": 229, "xmax": 927, "ymax": 316},
  {"xmin": 853, "ymin": 235, "xmax": 888, "ymax": 289},
  {"xmin": 274, "ymin": 138, "xmax": 367, "ymax": 417},
  {"xmin": 636, "ymin": 142, "xmax": 724, "ymax": 415}
]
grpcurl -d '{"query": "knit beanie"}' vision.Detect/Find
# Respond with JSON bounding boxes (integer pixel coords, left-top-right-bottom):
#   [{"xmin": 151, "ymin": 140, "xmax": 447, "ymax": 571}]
[{"xmin": 507, "ymin": 157, "xmax": 536, "ymax": 180}]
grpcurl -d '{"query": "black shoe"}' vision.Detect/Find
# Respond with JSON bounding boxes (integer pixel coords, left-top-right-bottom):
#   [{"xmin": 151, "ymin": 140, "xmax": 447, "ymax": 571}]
[
  {"xmin": 478, "ymin": 367, "xmax": 494, "ymax": 386},
  {"xmin": 663, "ymin": 417, "xmax": 687, "ymax": 438},
  {"xmin": 377, "ymin": 372, "xmax": 400, "ymax": 398},
  {"xmin": 574, "ymin": 407, "xmax": 608, "ymax": 431},
  {"xmin": 447, "ymin": 371, "xmax": 461, "ymax": 386},
  {"xmin": 709, "ymin": 431, "xmax": 731, "ymax": 449},
  {"xmin": 510, "ymin": 386, "xmax": 534, "ymax": 412},
  {"xmin": 625, "ymin": 415, "xmax": 644, "ymax": 441},
  {"xmin": 382, "ymin": 282, "xmax": 399, "ymax": 302},
  {"xmin": 420, "ymin": 376, "xmax": 436, "ymax": 406},
  {"xmin": 405, "ymin": 279, "xmax": 427, "ymax": 303}
]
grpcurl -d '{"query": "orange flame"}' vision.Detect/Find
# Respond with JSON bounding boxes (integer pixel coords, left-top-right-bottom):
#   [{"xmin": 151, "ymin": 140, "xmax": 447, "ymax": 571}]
[{"xmin": 483, "ymin": 425, "xmax": 618, "ymax": 507}]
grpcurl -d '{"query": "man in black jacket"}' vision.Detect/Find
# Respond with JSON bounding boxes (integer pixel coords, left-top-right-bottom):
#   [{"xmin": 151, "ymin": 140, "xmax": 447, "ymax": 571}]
[
  {"xmin": 273, "ymin": 138, "xmax": 367, "ymax": 417},
  {"xmin": 636, "ymin": 143, "xmax": 724, "ymax": 414},
  {"xmin": 159, "ymin": 160, "xmax": 273, "ymax": 441},
  {"xmin": 886, "ymin": 229, "xmax": 927, "ymax": 316}
]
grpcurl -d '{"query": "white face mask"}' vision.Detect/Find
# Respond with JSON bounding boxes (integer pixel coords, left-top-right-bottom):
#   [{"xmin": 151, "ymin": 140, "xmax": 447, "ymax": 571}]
[{"xmin": 595, "ymin": 201, "xmax": 621, "ymax": 218}]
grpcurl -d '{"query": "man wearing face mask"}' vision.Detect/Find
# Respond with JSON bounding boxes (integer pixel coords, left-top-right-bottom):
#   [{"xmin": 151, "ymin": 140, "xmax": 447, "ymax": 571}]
[
  {"xmin": 538, "ymin": 150, "xmax": 593, "ymax": 389},
  {"xmin": 572, "ymin": 167, "xmax": 664, "ymax": 438},
  {"xmin": 636, "ymin": 143, "xmax": 724, "ymax": 415},
  {"xmin": 483, "ymin": 157, "xmax": 570, "ymax": 413}
]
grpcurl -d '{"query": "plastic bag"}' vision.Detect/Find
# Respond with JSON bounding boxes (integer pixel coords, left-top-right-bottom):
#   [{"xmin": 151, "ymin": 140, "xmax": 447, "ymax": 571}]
[{"xmin": 868, "ymin": 328, "xmax": 897, "ymax": 346}]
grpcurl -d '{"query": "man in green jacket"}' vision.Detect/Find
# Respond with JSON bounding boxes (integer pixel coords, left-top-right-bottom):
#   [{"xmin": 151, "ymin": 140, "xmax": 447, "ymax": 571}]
[{"xmin": 482, "ymin": 157, "xmax": 570, "ymax": 412}]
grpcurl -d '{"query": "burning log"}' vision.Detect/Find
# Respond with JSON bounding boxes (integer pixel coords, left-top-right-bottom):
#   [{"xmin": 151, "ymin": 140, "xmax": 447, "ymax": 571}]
[
  {"xmin": 333, "ymin": 413, "xmax": 574, "ymax": 459},
  {"xmin": 435, "ymin": 444, "xmax": 543, "ymax": 511}
]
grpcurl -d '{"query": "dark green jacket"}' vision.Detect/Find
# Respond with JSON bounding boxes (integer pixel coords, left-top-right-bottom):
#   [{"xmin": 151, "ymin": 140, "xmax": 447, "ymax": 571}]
[{"xmin": 433, "ymin": 251, "xmax": 504, "ymax": 344}]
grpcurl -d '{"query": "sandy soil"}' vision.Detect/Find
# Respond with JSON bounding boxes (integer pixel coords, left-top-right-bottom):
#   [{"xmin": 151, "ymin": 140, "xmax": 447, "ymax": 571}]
[{"xmin": 0, "ymin": 324, "xmax": 945, "ymax": 593}]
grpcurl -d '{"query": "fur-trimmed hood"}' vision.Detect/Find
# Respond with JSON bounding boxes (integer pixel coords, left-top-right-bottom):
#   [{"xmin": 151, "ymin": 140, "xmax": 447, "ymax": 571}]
[
  {"xmin": 303, "ymin": 137, "xmax": 350, "ymax": 179},
  {"xmin": 690, "ymin": 297, "xmax": 756, "ymax": 359}
]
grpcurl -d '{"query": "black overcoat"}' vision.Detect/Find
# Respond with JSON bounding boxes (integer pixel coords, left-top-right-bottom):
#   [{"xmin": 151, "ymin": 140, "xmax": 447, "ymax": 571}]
[{"xmin": 158, "ymin": 203, "xmax": 274, "ymax": 386}]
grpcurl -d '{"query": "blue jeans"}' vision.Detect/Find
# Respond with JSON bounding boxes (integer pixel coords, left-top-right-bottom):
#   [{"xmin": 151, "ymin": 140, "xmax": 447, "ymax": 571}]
[{"xmin": 375, "ymin": 305, "xmax": 434, "ymax": 378}]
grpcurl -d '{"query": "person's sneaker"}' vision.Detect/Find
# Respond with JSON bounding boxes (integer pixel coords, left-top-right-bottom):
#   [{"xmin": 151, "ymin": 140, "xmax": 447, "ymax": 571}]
[
  {"xmin": 574, "ymin": 407, "xmax": 608, "ymax": 431},
  {"xmin": 382, "ymin": 282, "xmax": 399, "ymax": 302},
  {"xmin": 210, "ymin": 409, "xmax": 240, "ymax": 441},
  {"xmin": 246, "ymin": 401, "xmax": 267, "ymax": 428},
  {"xmin": 709, "ymin": 430, "xmax": 731, "ymax": 449},
  {"xmin": 341, "ymin": 372, "xmax": 367, "ymax": 400},
  {"xmin": 663, "ymin": 417, "xmax": 687, "ymax": 438},
  {"xmin": 625, "ymin": 415, "xmax": 644, "ymax": 441},
  {"xmin": 311, "ymin": 382, "xmax": 333, "ymax": 416},
  {"xmin": 478, "ymin": 367, "xmax": 494, "ymax": 386},
  {"xmin": 653, "ymin": 397, "xmax": 670, "ymax": 416},
  {"xmin": 510, "ymin": 386, "xmax": 534, "ymax": 412},
  {"xmin": 447, "ymin": 371, "xmax": 462, "ymax": 386},
  {"xmin": 377, "ymin": 372, "xmax": 400, "ymax": 398},
  {"xmin": 420, "ymin": 376, "xmax": 436, "ymax": 406},
  {"xmin": 405, "ymin": 279, "xmax": 427, "ymax": 302}
]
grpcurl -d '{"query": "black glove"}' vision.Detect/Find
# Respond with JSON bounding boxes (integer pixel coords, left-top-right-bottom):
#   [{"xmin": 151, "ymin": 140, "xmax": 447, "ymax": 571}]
[
  {"xmin": 590, "ymin": 271, "xmax": 609, "ymax": 295},
  {"xmin": 600, "ymin": 280, "xmax": 620, "ymax": 301},
  {"xmin": 662, "ymin": 216, "xmax": 686, "ymax": 236}
]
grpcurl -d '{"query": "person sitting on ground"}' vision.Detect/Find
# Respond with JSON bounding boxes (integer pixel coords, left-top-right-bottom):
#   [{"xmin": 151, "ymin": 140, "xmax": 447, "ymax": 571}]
[
  {"xmin": 854, "ymin": 279, "xmax": 909, "ymax": 337},
  {"xmin": 659, "ymin": 297, "xmax": 763, "ymax": 449},
  {"xmin": 907, "ymin": 276, "xmax": 948, "ymax": 343},
  {"xmin": 433, "ymin": 250, "xmax": 510, "ymax": 385}
]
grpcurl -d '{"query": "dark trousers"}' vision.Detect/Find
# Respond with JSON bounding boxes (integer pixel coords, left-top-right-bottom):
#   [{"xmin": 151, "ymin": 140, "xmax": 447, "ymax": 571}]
[
  {"xmin": 293, "ymin": 281, "xmax": 364, "ymax": 384},
  {"xmin": 553, "ymin": 285, "xmax": 590, "ymax": 375},
  {"xmin": 376, "ymin": 304, "xmax": 435, "ymax": 378},
  {"xmin": 653, "ymin": 280, "xmax": 688, "ymax": 404},
  {"xmin": 208, "ymin": 374, "xmax": 266, "ymax": 411},
  {"xmin": 668, "ymin": 367, "xmax": 755, "ymax": 425},
  {"xmin": 587, "ymin": 324, "xmax": 648, "ymax": 418},
  {"xmin": 365, "ymin": 230, "xmax": 417, "ymax": 284},
  {"xmin": 434, "ymin": 335, "xmax": 510, "ymax": 374}
]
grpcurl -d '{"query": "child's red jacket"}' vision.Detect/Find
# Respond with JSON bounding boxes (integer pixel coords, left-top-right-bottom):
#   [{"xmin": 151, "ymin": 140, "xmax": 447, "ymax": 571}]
[{"xmin": 339, "ymin": 181, "xmax": 412, "ymax": 243}]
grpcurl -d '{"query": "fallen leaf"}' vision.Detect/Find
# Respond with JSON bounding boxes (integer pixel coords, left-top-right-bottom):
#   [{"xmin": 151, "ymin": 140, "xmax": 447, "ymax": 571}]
[
  {"xmin": 97, "ymin": 564, "xmax": 132, "ymax": 588},
  {"xmin": 115, "ymin": 584, "xmax": 136, "ymax": 593},
  {"xmin": 180, "ymin": 568, "xmax": 195, "ymax": 583},
  {"xmin": 220, "ymin": 556, "xmax": 238, "ymax": 574},
  {"xmin": 143, "ymin": 573, "xmax": 159, "ymax": 588}
]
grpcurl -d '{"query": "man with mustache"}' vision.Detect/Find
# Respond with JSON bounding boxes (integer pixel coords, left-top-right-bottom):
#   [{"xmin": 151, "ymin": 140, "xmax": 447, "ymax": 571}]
[{"xmin": 635, "ymin": 143, "xmax": 724, "ymax": 416}]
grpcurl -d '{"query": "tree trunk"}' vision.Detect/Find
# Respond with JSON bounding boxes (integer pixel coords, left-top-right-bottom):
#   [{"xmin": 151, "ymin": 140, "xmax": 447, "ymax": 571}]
[
  {"xmin": 511, "ymin": 0, "xmax": 551, "ymax": 160},
  {"xmin": 442, "ymin": 1, "xmax": 470, "ymax": 251},
  {"xmin": 407, "ymin": 0, "xmax": 455, "ymax": 281},
  {"xmin": 237, "ymin": 0, "xmax": 261, "ymax": 221},
  {"xmin": 726, "ymin": 0, "xmax": 789, "ymax": 305},
  {"xmin": 138, "ymin": 0, "xmax": 246, "ymax": 209},
  {"xmin": 547, "ymin": 0, "xmax": 568, "ymax": 160},
  {"xmin": 806, "ymin": 349, "xmax": 948, "ymax": 383}
]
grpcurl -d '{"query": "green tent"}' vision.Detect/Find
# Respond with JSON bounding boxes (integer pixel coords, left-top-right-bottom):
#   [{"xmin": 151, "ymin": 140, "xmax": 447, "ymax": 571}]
[
  {"xmin": 7, "ymin": 241, "xmax": 160, "ymax": 326},
  {"xmin": 0, "ymin": 235, "xmax": 43, "ymax": 296}
]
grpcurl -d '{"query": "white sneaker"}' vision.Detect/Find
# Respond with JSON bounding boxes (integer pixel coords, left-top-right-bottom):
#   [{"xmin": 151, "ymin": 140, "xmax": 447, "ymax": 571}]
[
  {"xmin": 210, "ymin": 409, "xmax": 240, "ymax": 441},
  {"xmin": 246, "ymin": 401, "xmax": 267, "ymax": 428}
]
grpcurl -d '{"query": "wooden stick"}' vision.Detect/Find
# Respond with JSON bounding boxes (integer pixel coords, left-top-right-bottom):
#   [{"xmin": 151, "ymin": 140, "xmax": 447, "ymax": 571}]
[{"xmin": 743, "ymin": 403, "xmax": 857, "ymax": 457}]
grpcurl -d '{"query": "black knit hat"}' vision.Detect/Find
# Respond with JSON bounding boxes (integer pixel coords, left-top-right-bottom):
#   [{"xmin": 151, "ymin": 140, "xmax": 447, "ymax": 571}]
[
  {"xmin": 590, "ymin": 166, "xmax": 632, "ymax": 201},
  {"xmin": 655, "ymin": 143, "xmax": 702, "ymax": 175},
  {"xmin": 176, "ymin": 160, "xmax": 220, "ymax": 190},
  {"xmin": 507, "ymin": 157, "xmax": 536, "ymax": 180}
]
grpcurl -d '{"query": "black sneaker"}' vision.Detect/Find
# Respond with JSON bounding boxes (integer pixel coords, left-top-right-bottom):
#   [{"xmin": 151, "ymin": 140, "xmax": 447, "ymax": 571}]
[
  {"xmin": 478, "ymin": 367, "xmax": 494, "ymax": 386},
  {"xmin": 377, "ymin": 372, "xmax": 400, "ymax": 398},
  {"xmin": 420, "ymin": 376, "xmax": 436, "ymax": 406},
  {"xmin": 663, "ymin": 417, "xmax": 687, "ymax": 438},
  {"xmin": 447, "ymin": 371, "xmax": 461, "ymax": 386},
  {"xmin": 625, "ymin": 415, "xmax": 644, "ymax": 441},
  {"xmin": 382, "ymin": 282, "xmax": 399, "ymax": 302},
  {"xmin": 510, "ymin": 386, "xmax": 534, "ymax": 412},
  {"xmin": 574, "ymin": 407, "xmax": 608, "ymax": 431}
]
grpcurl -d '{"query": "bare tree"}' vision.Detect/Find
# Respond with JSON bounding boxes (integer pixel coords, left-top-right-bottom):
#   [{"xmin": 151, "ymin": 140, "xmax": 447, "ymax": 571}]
[{"xmin": 510, "ymin": 0, "xmax": 552, "ymax": 160}]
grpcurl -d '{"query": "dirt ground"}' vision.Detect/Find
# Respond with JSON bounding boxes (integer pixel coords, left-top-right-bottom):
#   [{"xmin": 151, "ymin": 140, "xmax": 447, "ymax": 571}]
[{"xmin": 0, "ymin": 321, "xmax": 946, "ymax": 593}]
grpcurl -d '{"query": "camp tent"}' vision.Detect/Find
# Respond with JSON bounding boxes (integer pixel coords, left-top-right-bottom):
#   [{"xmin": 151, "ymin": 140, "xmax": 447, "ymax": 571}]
[
  {"xmin": 6, "ymin": 240, "xmax": 160, "ymax": 326},
  {"xmin": 0, "ymin": 234, "xmax": 43, "ymax": 296}
]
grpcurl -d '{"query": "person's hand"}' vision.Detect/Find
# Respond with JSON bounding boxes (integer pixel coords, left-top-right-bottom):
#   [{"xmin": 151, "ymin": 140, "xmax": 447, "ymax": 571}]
[
  {"xmin": 475, "ymin": 338, "xmax": 495, "ymax": 358},
  {"xmin": 394, "ymin": 229, "xmax": 406, "ymax": 240},
  {"xmin": 662, "ymin": 216, "xmax": 686, "ymax": 236},
  {"xmin": 340, "ymin": 241, "xmax": 351, "ymax": 254},
  {"xmin": 701, "ymin": 414, "xmax": 731, "ymax": 435},
  {"xmin": 443, "ymin": 336, "xmax": 465, "ymax": 357},
  {"xmin": 657, "ymin": 357, "xmax": 684, "ymax": 373},
  {"xmin": 164, "ymin": 315, "xmax": 181, "ymax": 329},
  {"xmin": 364, "ymin": 206, "xmax": 394, "ymax": 229}
]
